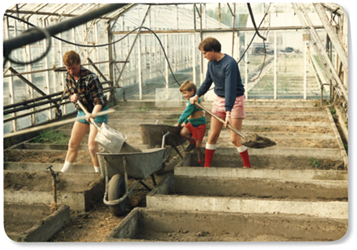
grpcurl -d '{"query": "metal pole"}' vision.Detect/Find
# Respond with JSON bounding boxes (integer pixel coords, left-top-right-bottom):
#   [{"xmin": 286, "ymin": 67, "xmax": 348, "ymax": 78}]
[
  {"xmin": 114, "ymin": 5, "xmax": 151, "ymax": 87},
  {"xmin": 231, "ymin": 3, "xmax": 236, "ymax": 56},
  {"xmin": 165, "ymin": 34, "xmax": 169, "ymax": 87},
  {"xmin": 138, "ymin": 35, "xmax": 143, "ymax": 100},
  {"xmin": 244, "ymin": 31, "xmax": 248, "ymax": 99},
  {"xmin": 192, "ymin": 33, "xmax": 196, "ymax": 84},
  {"xmin": 274, "ymin": 30, "xmax": 277, "ymax": 100},
  {"xmin": 4, "ymin": 4, "xmax": 127, "ymax": 58},
  {"xmin": 304, "ymin": 40, "xmax": 307, "ymax": 100},
  {"xmin": 42, "ymin": 19, "xmax": 52, "ymax": 120}
]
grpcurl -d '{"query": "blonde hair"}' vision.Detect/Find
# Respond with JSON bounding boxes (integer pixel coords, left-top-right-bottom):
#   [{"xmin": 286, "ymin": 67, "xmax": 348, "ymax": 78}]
[
  {"xmin": 63, "ymin": 51, "xmax": 81, "ymax": 66},
  {"xmin": 180, "ymin": 80, "xmax": 197, "ymax": 94}
]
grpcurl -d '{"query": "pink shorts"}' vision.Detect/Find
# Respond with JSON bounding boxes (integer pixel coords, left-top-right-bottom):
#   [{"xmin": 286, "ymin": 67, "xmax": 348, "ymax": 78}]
[{"xmin": 212, "ymin": 95, "xmax": 245, "ymax": 119}]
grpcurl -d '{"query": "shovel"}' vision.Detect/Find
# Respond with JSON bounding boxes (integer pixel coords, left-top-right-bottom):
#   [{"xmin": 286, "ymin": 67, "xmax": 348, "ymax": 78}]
[
  {"xmin": 194, "ymin": 102, "xmax": 276, "ymax": 149},
  {"xmin": 77, "ymin": 100, "xmax": 127, "ymax": 153}
]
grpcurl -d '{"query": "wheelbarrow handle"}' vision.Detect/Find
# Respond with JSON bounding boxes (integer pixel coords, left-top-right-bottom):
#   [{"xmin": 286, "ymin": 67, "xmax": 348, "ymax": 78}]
[
  {"xmin": 161, "ymin": 131, "xmax": 170, "ymax": 148},
  {"xmin": 76, "ymin": 100, "xmax": 101, "ymax": 130},
  {"xmin": 194, "ymin": 102, "xmax": 245, "ymax": 139}
]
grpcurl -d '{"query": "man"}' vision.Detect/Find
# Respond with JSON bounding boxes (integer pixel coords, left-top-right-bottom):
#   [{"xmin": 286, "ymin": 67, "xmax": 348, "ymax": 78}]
[
  {"xmin": 60, "ymin": 51, "xmax": 108, "ymax": 173},
  {"xmin": 190, "ymin": 37, "xmax": 251, "ymax": 168}
]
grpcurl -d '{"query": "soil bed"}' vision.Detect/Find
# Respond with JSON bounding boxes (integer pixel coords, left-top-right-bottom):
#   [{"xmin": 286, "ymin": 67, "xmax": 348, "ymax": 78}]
[
  {"xmin": 248, "ymin": 114, "xmax": 329, "ymax": 122},
  {"xmin": 4, "ymin": 203, "xmax": 70, "ymax": 242},
  {"xmin": 244, "ymin": 125, "xmax": 332, "ymax": 134},
  {"xmin": 106, "ymin": 208, "xmax": 347, "ymax": 242},
  {"xmin": 49, "ymin": 201, "xmax": 125, "ymax": 242},
  {"xmin": 4, "ymin": 149, "xmax": 92, "ymax": 164},
  {"xmin": 4, "ymin": 170, "xmax": 101, "ymax": 192},
  {"xmin": 164, "ymin": 176, "xmax": 347, "ymax": 202},
  {"xmin": 4, "ymin": 203, "xmax": 54, "ymax": 234},
  {"xmin": 214, "ymin": 138, "xmax": 338, "ymax": 149},
  {"xmin": 182, "ymin": 153, "xmax": 344, "ymax": 170}
]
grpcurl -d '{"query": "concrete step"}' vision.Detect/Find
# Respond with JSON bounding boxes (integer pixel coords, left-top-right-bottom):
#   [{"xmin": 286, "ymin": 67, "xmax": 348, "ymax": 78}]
[
  {"xmin": 180, "ymin": 149, "xmax": 344, "ymax": 169},
  {"xmin": 147, "ymin": 175, "xmax": 348, "ymax": 219},
  {"xmin": 4, "ymin": 203, "xmax": 70, "ymax": 242},
  {"xmin": 104, "ymin": 207, "xmax": 347, "ymax": 242},
  {"xmin": 4, "ymin": 162, "xmax": 93, "ymax": 173},
  {"xmin": 115, "ymin": 99, "xmax": 323, "ymax": 109},
  {"xmin": 108, "ymin": 110, "xmax": 329, "ymax": 117},
  {"xmin": 174, "ymin": 166, "xmax": 348, "ymax": 181},
  {"xmin": 4, "ymin": 170, "xmax": 105, "ymax": 211}
]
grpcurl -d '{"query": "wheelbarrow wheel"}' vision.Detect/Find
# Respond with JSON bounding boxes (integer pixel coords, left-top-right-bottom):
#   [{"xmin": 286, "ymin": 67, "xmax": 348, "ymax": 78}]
[
  {"xmin": 155, "ymin": 162, "xmax": 165, "ymax": 175},
  {"xmin": 108, "ymin": 174, "xmax": 128, "ymax": 216}
]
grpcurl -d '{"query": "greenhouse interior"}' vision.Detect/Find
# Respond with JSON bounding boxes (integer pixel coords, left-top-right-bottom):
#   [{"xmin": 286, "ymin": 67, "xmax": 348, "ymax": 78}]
[{"xmin": 2, "ymin": 3, "xmax": 349, "ymax": 243}]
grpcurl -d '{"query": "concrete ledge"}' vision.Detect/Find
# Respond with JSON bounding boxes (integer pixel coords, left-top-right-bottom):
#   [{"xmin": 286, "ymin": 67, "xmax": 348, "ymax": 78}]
[
  {"xmin": 148, "ymin": 196, "xmax": 348, "ymax": 219},
  {"xmin": 4, "ymin": 162, "xmax": 93, "ymax": 173},
  {"xmin": 12, "ymin": 143, "xmax": 86, "ymax": 151},
  {"xmin": 181, "ymin": 151, "xmax": 344, "ymax": 171},
  {"xmin": 107, "ymin": 110, "xmax": 328, "ymax": 120},
  {"xmin": 214, "ymin": 147, "xmax": 341, "ymax": 158},
  {"xmin": 325, "ymin": 107, "xmax": 349, "ymax": 169},
  {"xmin": 147, "ymin": 176, "xmax": 348, "ymax": 219},
  {"xmin": 218, "ymin": 131, "xmax": 336, "ymax": 140},
  {"xmin": 103, "ymin": 208, "xmax": 348, "ymax": 242},
  {"xmin": 5, "ymin": 204, "xmax": 70, "ymax": 242},
  {"xmin": 243, "ymin": 120, "xmax": 331, "ymax": 127},
  {"xmin": 241, "ymin": 99, "xmax": 319, "ymax": 108},
  {"xmin": 105, "ymin": 119, "xmax": 332, "ymax": 128},
  {"xmin": 4, "ymin": 171, "xmax": 104, "ymax": 211},
  {"xmin": 174, "ymin": 166, "xmax": 348, "ymax": 181}
]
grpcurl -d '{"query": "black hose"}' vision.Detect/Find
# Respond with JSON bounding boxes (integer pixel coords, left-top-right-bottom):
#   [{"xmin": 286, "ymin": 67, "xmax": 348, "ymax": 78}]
[
  {"xmin": 247, "ymin": 3, "xmax": 266, "ymax": 41},
  {"xmin": 3, "ymin": 4, "xmax": 127, "ymax": 57},
  {"xmin": 4, "ymin": 14, "xmax": 181, "ymax": 86}
]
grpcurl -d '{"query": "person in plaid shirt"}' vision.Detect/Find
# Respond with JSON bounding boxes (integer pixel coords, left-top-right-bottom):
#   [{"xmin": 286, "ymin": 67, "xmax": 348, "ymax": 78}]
[{"xmin": 60, "ymin": 51, "xmax": 108, "ymax": 173}]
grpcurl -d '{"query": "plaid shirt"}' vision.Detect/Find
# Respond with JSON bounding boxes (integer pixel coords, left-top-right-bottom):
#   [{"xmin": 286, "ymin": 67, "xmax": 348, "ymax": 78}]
[{"xmin": 66, "ymin": 66, "xmax": 107, "ymax": 113}]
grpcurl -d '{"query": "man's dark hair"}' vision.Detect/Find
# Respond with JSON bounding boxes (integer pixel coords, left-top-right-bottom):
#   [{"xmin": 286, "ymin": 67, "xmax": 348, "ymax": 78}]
[{"xmin": 198, "ymin": 37, "xmax": 221, "ymax": 52}]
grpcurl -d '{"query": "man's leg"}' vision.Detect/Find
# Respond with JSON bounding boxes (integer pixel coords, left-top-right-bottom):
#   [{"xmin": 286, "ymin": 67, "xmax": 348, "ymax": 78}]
[
  {"xmin": 61, "ymin": 121, "xmax": 89, "ymax": 172},
  {"xmin": 88, "ymin": 123, "xmax": 101, "ymax": 173},
  {"xmin": 204, "ymin": 116, "xmax": 223, "ymax": 167},
  {"xmin": 230, "ymin": 118, "xmax": 251, "ymax": 168}
]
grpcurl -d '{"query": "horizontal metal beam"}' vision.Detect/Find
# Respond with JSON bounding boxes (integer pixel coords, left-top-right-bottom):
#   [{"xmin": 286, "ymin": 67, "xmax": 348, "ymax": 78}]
[
  {"xmin": 112, "ymin": 25, "xmax": 325, "ymax": 35},
  {"xmin": 8, "ymin": 67, "xmax": 59, "ymax": 109},
  {"xmin": 3, "ymin": 81, "xmax": 112, "ymax": 110},
  {"xmin": 4, "ymin": 4, "xmax": 127, "ymax": 59},
  {"xmin": 4, "ymin": 85, "xmax": 113, "ymax": 116},
  {"xmin": 3, "ymin": 60, "xmax": 128, "ymax": 77},
  {"xmin": 4, "ymin": 9, "xmax": 114, "ymax": 19}
]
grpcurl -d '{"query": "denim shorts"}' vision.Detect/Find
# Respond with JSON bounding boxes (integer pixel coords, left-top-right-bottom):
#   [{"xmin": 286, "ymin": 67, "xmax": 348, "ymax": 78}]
[{"xmin": 77, "ymin": 105, "xmax": 108, "ymax": 124}]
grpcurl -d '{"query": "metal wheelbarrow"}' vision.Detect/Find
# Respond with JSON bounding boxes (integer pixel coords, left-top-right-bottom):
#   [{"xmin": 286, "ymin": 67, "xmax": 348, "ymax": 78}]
[
  {"xmin": 139, "ymin": 124, "xmax": 187, "ymax": 174},
  {"xmin": 97, "ymin": 132, "xmax": 169, "ymax": 216}
]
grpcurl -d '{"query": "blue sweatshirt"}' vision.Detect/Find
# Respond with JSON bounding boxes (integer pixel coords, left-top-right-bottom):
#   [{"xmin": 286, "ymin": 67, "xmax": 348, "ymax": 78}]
[{"xmin": 197, "ymin": 54, "xmax": 244, "ymax": 112}]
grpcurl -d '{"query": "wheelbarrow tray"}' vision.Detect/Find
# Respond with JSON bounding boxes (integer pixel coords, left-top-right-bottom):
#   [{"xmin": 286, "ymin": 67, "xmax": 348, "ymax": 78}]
[
  {"xmin": 140, "ymin": 124, "xmax": 186, "ymax": 148},
  {"xmin": 97, "ymin": 148, "xmax": 165, "ymax": 180}
]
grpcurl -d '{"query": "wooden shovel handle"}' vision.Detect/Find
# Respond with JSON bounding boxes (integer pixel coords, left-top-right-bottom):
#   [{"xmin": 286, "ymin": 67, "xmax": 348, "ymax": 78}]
[
  {"xmin": 194, "ymin": 102, "xmax": 245, "ymax": 139},
  {"xmin": 4, "ymin": 109, "xmax": 114, "ymax": 139},
  {"xmin": 76, "ymin": 100, "xmax": 100, "ymax": 129}
]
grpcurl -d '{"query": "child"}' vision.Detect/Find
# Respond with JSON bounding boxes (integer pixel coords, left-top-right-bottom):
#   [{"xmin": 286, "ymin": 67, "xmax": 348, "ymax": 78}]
[{"xmin": 176, "ymin": 80, "xmax": 207, "ymax": 166}]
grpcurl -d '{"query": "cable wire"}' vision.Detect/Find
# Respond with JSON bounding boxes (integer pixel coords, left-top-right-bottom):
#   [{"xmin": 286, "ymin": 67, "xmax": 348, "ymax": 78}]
[
  {"xmin": 4, "ymin": 25, "xmax": 52, "ymax": 66},
  {"xmin": 4, "ymin": 14, "xmax": 181, "ymax": 86}
]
